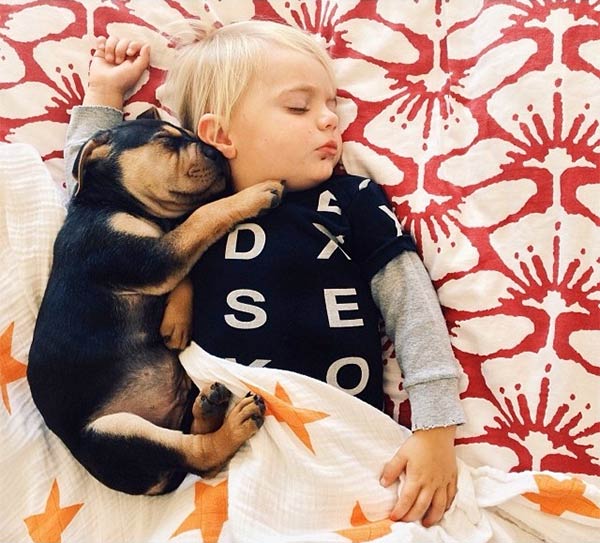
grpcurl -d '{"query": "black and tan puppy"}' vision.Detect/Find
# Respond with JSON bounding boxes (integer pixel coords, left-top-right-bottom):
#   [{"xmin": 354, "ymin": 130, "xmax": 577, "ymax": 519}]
[{"xmin": 27, "ymin": 118, "xmax": 284, "ymax": 495}]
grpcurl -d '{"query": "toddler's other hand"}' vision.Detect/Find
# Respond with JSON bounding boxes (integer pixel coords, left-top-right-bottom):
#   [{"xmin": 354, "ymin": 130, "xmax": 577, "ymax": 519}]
[
  {"xmin": 380, "ymin": 425, "xmax": 458, "ymax": 527},
  {"xmin": 84, "ymin": 36, "xmax": 151, "ymax": 109}
]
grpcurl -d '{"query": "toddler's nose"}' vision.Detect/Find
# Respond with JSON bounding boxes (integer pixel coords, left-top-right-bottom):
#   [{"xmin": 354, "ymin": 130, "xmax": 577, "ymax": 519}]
[{"xmin": 318, "ymin": 106, "xmax": 338, "ymax": 131}]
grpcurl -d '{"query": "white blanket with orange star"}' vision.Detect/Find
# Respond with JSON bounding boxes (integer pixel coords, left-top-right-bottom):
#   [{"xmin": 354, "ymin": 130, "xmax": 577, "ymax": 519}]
[
  {"xmin": 2, "ymin": 143, "xmax": 600, "ymax": 543},
  {"xmin": 179, "ymin": 344, "xmax": 600, "ymax": 543}
]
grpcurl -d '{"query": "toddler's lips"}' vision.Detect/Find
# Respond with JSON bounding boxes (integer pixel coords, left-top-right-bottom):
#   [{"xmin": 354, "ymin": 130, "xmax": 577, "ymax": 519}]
[{"xmin": 317, "ymin": 142, "xmax": 339, "ymax": 156}]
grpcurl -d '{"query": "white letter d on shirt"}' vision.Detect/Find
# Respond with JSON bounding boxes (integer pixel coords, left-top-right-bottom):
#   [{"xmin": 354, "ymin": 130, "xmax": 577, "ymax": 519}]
[{"xmin": 225, "ymin": 223, "xmax": 266, "ymax": 260}]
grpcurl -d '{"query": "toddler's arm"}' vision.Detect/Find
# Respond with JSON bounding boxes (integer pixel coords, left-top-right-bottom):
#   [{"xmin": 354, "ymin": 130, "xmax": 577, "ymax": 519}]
[
  {"xmin": 84, "ymin": 35, "xmax": 150, "ymax": 109},
  {"xmin": 372, "ymin": 251, "xmax": 464, "ymax": 429},
  {"xmin": 64, "ymin": 36, "xmax": 150, "ymax": 190},
  {"xmin": 371, "ymin": 250, "xmax": 465, "ymax": 527}
]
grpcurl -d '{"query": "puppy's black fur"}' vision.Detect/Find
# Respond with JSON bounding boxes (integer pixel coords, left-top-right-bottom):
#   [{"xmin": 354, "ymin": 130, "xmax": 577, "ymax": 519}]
[{"xmin": 27, "ymin": 118, "xmax": 281, "ymax": 495}]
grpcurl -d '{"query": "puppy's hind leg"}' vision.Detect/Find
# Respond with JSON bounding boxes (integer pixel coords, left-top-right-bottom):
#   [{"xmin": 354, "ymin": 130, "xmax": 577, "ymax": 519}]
[
  {"xmin": 81, "ymin": 413, "xmax": 190, "ymax": 495},
  {"xmin": 84, "ymin": 396, "xmax": 265, "ymax": 494}
]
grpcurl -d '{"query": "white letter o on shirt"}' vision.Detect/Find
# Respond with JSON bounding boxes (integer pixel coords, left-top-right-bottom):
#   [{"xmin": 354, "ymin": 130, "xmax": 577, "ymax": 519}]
[{"xmin": 326, "ymin": 357, "xmax": 369, "ymax": 396}]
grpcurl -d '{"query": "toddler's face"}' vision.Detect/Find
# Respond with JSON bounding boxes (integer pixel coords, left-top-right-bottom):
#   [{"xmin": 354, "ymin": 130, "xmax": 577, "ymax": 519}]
[{"xmin": 225, "ymin": 46, "xmax": 342, "ymax": 192}]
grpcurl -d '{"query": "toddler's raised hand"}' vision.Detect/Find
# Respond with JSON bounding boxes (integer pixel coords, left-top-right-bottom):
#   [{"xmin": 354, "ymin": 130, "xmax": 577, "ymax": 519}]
[{"xmin": 84, "ymin": 36, "xmax": 151, "ymax": 109}]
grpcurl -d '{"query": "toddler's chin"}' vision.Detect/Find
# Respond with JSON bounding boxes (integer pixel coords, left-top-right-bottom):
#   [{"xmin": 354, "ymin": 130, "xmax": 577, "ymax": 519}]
[
  {"xmin": 285, "ymin": 176, "xmax": 330, "ymax": 192},
  {"xmin": 281, "ymin": 163, "xmax": 337, "ymax": 191}
]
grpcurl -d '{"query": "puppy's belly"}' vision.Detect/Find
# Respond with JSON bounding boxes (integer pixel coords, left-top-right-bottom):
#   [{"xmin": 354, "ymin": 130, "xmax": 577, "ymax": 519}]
[{"xmin": 97, "ymin": 351, "xmax": 194, "ymax": 431}]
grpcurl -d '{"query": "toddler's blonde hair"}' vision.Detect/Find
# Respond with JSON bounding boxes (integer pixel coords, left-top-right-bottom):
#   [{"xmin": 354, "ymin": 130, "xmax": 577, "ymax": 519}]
[{"xmin": 163, "ymin": 19, "xmax": 335, "ymax": 133}]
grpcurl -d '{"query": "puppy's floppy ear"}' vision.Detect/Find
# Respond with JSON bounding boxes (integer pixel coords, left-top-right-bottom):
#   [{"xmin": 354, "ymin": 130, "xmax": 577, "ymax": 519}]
[
  {"xmin": 72, "ymin": 131, "xmax": 111, "ymax": 195},
  {"xmin": 136, "ymin": 106, "xmax": 162, "ymax": 120}
]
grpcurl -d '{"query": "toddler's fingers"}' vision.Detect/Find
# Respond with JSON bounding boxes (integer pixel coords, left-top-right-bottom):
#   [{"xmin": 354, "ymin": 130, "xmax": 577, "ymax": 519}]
[
  {"xmin": 399, "ymin": 487, "xmax": 433, "ymax": 523},
  {"xmin": 125, "ymin": 40, "xmax": 143, "ymax": 57},
  {"xmin": 114, "ymin": 38, "xmax": 130, "ymax": 64},
  {"xmin": 446, "ymin": 479, "xmax": 457, "ymax": 510},
  {"xmin": 380, "ymin": 451, "xmax": 407, "ymax": 487},
  {"xmin": 390, "ymin": 480, "xmax": 419, "ymax": 521},
  {"xmin": 421, "ymin": 488, "xmax": 447, "ymax": 527},
  {"xmin": 103, "ymin": 35, "xmax": 119, "ymax": 62},
  {"xmin": 132, "ymin": 43, "xmax": 151, "ymax": 70},
  {"xmin": 92, "ymin": 36, "xmax": 106, "ymax": 58}
]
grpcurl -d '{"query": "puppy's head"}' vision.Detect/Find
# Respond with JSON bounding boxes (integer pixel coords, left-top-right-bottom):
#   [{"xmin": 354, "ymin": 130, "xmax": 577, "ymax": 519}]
[{"xmin": 73, "ymin": 119, "xmax": 228, "ymax": 218}]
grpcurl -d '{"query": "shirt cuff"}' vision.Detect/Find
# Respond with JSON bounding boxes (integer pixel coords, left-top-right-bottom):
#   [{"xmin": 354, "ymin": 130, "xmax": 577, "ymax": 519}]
[
  {"xmin": 69, "ymin": 104, "xmax": 124, "ymax": 129},
  {"xmin": 406, "ymin": 378, "xmax": 465, "ymax": 430}
]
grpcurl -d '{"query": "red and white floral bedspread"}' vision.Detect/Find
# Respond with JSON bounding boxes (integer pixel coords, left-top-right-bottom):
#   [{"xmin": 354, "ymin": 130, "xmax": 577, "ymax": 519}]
[{"xmin": 1, "ymin": 1, "xmax": 599, "ymax": 542}]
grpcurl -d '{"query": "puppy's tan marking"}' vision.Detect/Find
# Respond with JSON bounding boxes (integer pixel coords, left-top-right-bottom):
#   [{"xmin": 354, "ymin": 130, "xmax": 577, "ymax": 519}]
[
  {"xmin": 118, "ymin": 145, "xmax": 169, "ymax": 200},
  {"xmin": 161, "ymin": 125, "xmax": 182, "ymax": 137},
  {"xmin": 110, "ymin": 213, "xmax": 163, "ymax": 238},
  {"xmin": 88, "ymin": 412, "xmax": 175, "ymax": 443},
  {"xmin": 117, "ymin": 144, "xmax": 224, "ymax": 219}
]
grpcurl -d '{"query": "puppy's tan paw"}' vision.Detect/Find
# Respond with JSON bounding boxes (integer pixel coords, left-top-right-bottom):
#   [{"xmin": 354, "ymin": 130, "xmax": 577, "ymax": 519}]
[
  {"xmin": 235, "ymin": 180, "xmax": 285, "ymax": 220},
  {"xmin": 262, "ymin": 179, "xmax": 286, "ymax": 210},
  {"xmin": 222, "ymin": 393, "xmax": 266, "ymax": 445},
  {"xmin": 160, "ymin": 320, "xmax": 191, "ymax": 351},
  {"xmin": 190, "ymin": 383, "xmax": 232, "ymax": 434}
]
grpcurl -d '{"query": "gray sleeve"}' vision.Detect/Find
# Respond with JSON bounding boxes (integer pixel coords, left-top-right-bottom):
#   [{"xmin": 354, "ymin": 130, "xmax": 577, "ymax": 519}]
[
  {"xmin": 64, "ymin": 105, "xmax": 124, "ymax": 195},
  {"xmin": 371, "ymin": 251, "xmax": 466, "ymax": 430}
]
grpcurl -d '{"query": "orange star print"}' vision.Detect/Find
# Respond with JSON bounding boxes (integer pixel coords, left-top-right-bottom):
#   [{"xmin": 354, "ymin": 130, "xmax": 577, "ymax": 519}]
[
  {"xmin": 24, "ymin": 479, "xmax": 83, "ymax": 543},
  {"xmin": 0, "ymin": 322, "xmax": 27, "ymax": 414},
  {"xmin": 244, "ymin": 381, "xmax": 329, "ymax": 453},
  {"xmin": 523, "ymin": 474, "xmax": 600, "ymax": 518},
  {"xmin": 171, "ymin": 479, "xmax": 228, "ymax": 543},
  {"xmin": 336, "ymin": 501, "xmax": 393, "ymax": 542}
]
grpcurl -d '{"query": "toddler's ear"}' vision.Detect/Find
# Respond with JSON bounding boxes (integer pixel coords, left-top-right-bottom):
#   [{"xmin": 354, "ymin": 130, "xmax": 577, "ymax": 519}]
[{"xmin": 197, "ymin": 114, "xmax": 236, "ymax": 159}]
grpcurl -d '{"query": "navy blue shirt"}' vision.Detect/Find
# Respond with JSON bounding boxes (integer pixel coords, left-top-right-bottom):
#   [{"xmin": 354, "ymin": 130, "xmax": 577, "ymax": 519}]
[{"xmin": 191, "ymin": 175, "xmax": 417, "ymax": 409}]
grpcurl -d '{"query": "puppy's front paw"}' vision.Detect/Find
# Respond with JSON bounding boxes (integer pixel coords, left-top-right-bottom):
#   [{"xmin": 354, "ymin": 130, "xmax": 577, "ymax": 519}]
[
  {"xmin": 160, "ymin": 279, "xmax": 193, "ymax": 350},
  {"xmin": 160, "ymin": 320, "xmax": 191, "ymax": 351},
  {"xmin": 235, "ymin": 180, "xmax": 285, "ymax": 220},
  {"xmin": 259, "ymin": 180, "xmax": 286, "ymax": 212}
]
